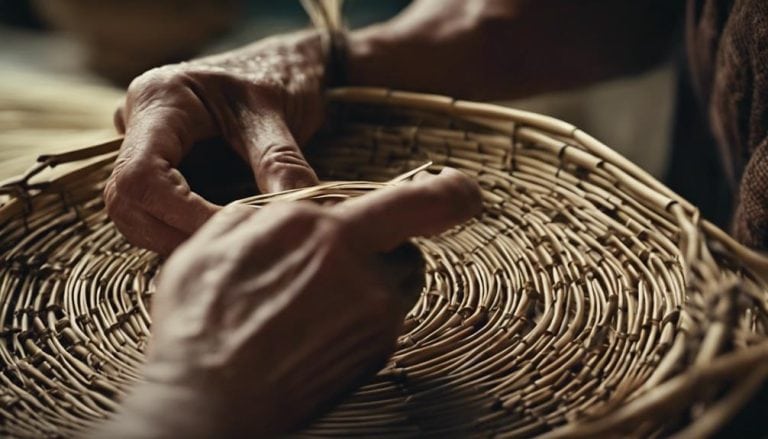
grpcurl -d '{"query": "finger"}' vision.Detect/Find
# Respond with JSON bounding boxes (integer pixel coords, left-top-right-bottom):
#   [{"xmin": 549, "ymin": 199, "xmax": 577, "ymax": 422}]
[
  {"xmin": 120, "ymin": 99, "xmax": 209, "ymax": 168},
  {"xmin": 140, "ymin": 165, "xmax": 220, "ymax": 234},
  {"xmin": 334, "ymin": 168, "xmax": 482, "ymax": 252},
  {"xmin": 117, "ymin": 71, "xmax": 217, "ymax": 185},
  {"xmin": 108, "ymin": 156, "xmax": 220, "ymax": 235},
  {"xmin": 113, "ymin": 102, "xmax": 220, "ymax": 234},
  {"xmin": 239, "ymin": 110, "xmax": 319, "ymax": 193},
  {"xmin": 108, "ymin": 199, "xmax": 188, "ymax": 256}
]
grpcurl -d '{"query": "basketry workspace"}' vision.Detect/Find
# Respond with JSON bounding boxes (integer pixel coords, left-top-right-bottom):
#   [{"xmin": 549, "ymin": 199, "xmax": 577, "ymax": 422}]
[{"xmin": 1, "ymin": 87, "xmax": 768, "ymax": 438}]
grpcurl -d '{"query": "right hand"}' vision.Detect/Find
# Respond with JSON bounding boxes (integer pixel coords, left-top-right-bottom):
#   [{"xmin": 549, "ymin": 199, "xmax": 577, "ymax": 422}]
[
  {"xmin": 95, "ymin": 169, "xmax": 483, "ymax": 438},
  {"xmin": 104, "ymin": 31, "xmax": 327, "ymax": 255}
]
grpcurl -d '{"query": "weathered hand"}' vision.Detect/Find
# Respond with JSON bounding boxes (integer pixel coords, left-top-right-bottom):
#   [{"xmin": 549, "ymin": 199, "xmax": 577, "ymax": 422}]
[
  {"xmin": 95, "ymin": 169, "xmax": 482, "ymax": 438},
  {"xmin": 104, "ymin": 31, "xmax": 326, "ymax": 255}
]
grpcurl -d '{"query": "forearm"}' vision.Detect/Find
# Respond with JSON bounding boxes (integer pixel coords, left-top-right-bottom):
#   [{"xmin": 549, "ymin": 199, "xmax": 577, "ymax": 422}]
[{"xmin": 346, "ymin": 0, "xmax": 683, "ymax": 100}]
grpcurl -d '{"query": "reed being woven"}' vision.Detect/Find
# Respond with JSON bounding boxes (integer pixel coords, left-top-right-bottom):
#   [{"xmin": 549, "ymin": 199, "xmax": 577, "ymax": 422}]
[{"xmin": 1, "ymin": 88, "xmax": 768, "ymax": 438}]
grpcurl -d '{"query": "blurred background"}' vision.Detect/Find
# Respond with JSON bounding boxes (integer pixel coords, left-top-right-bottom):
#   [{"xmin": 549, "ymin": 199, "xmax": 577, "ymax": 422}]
[
  {"xmin": 0, "ymin": 0, "xmax": 405, "ymax": 175},
  {"xmin": 1, "ymin": 0, "xmax": 412, "ymax": 84},
  {"xmin": 0, "ymin": 0, "xmax": 686, "ymax": 218}
]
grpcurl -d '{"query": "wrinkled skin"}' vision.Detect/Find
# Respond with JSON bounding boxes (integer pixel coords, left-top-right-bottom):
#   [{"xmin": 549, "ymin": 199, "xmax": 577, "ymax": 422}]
[
  {"xmin": 94, "ymin": 170, "xmax": 482, "ymax": 438},
  {"xmin": 103, "ymin": 1, "xmax": 674, "ymax": 257},
  {"xmin": 104, "ymin": 31, "xmax": 325, "ymax": 255},
  {"xmin": 96, "ymin": 1, "xmax": 679, "ymax": 436}
]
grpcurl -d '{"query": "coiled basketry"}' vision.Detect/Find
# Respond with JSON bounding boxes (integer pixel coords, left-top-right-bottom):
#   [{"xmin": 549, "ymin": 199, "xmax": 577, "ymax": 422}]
[{"xmin": 1, "ymin": 87, "xmax": 768, "ymax": 438}]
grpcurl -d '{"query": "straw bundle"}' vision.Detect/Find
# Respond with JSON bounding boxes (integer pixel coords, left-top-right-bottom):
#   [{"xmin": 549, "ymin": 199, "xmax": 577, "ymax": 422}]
[
  {"xmin": 0, "ymin": 70, "xmax": 119, "ymax": 186},
  {"xmin": 1, "ymin": 87, "xmax": 767, "ymax": 438}
]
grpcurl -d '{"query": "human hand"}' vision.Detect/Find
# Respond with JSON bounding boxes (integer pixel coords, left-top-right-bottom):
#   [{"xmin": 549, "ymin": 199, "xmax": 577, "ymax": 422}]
[
  {"xmin": 92, "ymin": 169, "xmax": 481, "ymax": 438},
  {"xmin": 104, "ymin": 31, "xmax": 326, "ymax": 255}
]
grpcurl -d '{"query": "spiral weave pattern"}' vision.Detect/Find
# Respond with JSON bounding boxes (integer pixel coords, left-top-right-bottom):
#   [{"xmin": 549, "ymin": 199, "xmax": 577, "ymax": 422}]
[{"xmin": 1, "ymin": 88, "xmax": 768, "ymax": 438}]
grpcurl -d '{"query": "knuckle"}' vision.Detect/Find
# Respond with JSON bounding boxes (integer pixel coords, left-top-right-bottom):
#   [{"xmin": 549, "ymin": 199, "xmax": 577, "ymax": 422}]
[
  {"xmin": 257, "ymin": 145, "xmax": 317, "ymax": 190},
  {"xmin": 126, "ymin": 72, "xmax": 157, "ymax": 100},
  {"xmin": 111, "ymin": 164, "xmax": 153, "ymax": 206},
  {"xmin": 126, "ymin": 67, "xmax": 194, "ymax": 105},
  {"xmin": 128, "ymin": 67, "xmax": 178, "ymax": 93},
  {"xmin": 259, "ymin": 144, "xmax": 307, "ymax": 173},
  {"xmin": 275, "ymin": 202, "xmax": 323, "ymax": 227},
  {"xmin": 273, "ymin": 202, "xmax": 346, "ymax": 245}
]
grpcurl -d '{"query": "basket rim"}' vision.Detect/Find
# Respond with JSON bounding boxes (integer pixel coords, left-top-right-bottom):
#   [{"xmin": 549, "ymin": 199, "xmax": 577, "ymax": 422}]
[
  {"xmin": 2, "ymin": 86, "xmax": 767, "ymax": 272},
  {"xmin": 2, "ymin": 86, "xmax": 768, "ymax": 438}
]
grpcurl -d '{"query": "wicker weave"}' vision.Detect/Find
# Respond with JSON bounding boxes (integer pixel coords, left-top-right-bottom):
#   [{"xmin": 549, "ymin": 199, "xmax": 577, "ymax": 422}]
[{"xmin": 1, "ymin": 87, "xmax": 768, "ymax": 438}]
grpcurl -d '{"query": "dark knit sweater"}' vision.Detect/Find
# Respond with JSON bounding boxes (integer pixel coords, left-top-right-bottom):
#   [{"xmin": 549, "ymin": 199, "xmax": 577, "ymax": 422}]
[{"xmin": 687, "ymin": 0, "xmax": 768, "ymax": 249}]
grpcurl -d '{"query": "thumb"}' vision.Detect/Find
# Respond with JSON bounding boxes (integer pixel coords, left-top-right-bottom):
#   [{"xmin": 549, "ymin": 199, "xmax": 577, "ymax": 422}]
[{"xmin": 240, "ymin": 110, "xmax": 319, "ymax": 193}]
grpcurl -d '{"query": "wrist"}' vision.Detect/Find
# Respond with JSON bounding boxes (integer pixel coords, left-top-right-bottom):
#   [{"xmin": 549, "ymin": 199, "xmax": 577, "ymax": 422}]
[
  {"xmin": 344, "ymin": 18, "xmax": 464, "ymax": 93},
  {"xmin": 90, "ymin": 380, "xmax": 224, "ymax": 439}
]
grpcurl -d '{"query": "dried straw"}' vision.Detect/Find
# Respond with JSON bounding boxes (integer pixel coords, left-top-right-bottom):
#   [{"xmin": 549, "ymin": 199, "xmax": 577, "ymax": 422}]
[{"xmin": 1, "ymin": 87, "xmax": 767, "ymax": 438}]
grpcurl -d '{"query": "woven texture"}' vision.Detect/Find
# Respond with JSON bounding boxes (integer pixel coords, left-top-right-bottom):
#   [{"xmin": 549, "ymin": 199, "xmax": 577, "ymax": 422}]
[{"xmin": 2, "ymin": 88, "xmax": 768, "ymax": 438}]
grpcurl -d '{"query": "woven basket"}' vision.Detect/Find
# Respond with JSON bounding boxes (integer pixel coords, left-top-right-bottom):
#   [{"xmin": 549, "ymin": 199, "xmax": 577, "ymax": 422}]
[{"xmin": 2, "ymin": 87, "xmax": 768, "ymax": 438}]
